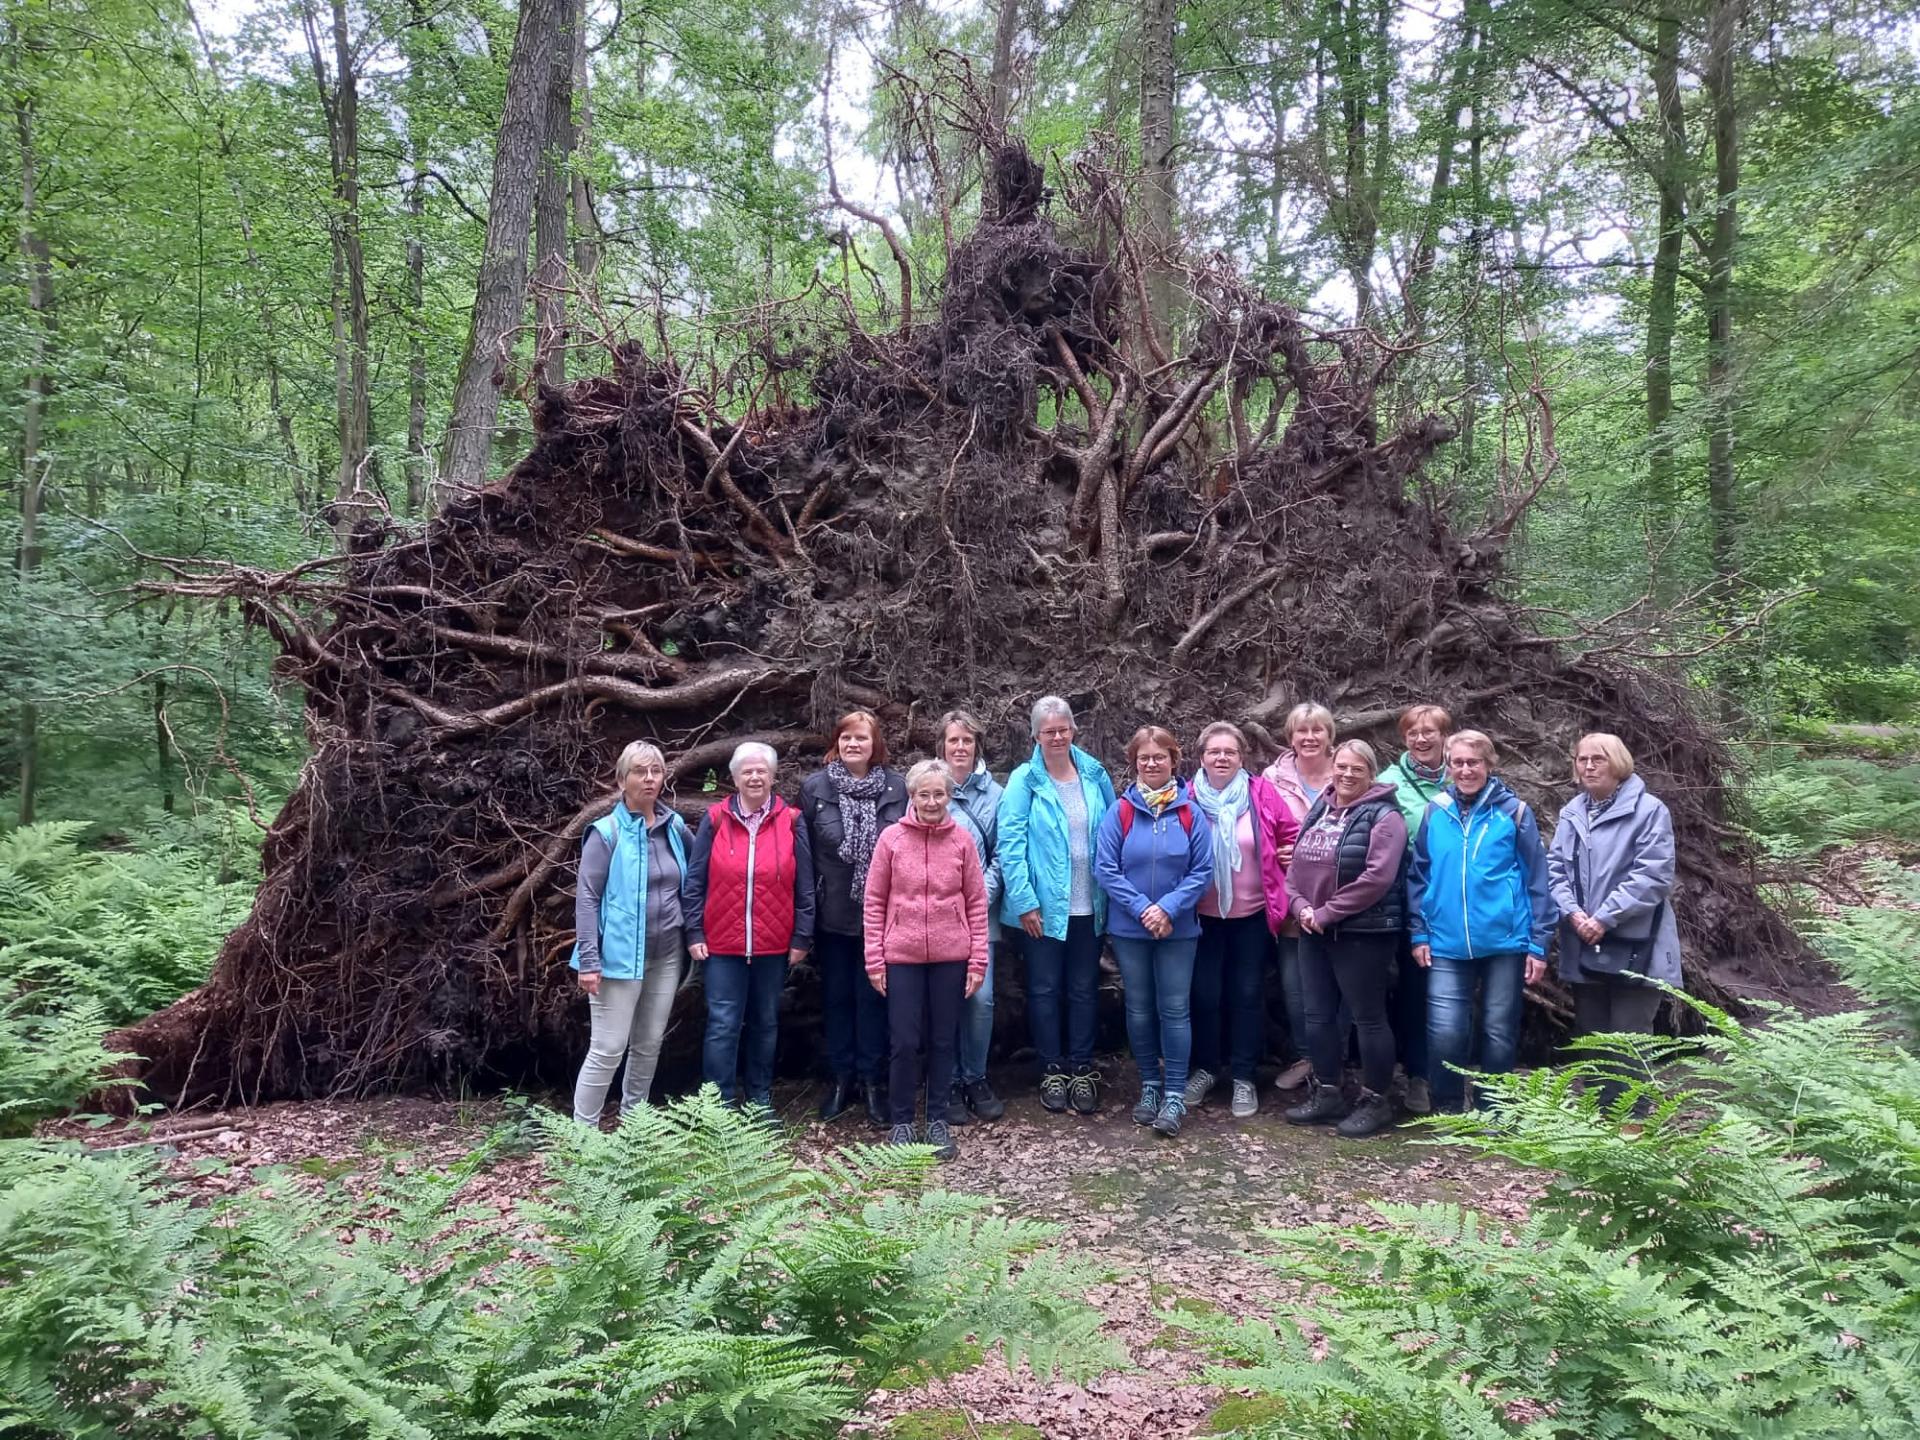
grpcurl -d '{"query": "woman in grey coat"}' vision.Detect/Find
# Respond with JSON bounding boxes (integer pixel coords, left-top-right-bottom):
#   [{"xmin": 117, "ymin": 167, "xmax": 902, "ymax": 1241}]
[{"xmin": 1547, "ymin": 733, "xmax": 1681, "ymax": 1095}]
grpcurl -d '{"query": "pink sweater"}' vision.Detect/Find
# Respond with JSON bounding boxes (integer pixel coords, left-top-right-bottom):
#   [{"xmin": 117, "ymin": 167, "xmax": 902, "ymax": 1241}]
[{"xmin": 862, "ymin": 813, "xmax": 990, "ymax": 981}]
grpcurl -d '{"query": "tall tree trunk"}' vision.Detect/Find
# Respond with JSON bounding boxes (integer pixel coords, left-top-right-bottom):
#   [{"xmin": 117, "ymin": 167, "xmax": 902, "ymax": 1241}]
[
  {"xmin": 1320, "ymin": 0, "xmax": 1392, "ymax": 324},
  {"xmin": 568, "ymin": 7, "xmax": 599, "ymax": 300},
  {"xmin": 988, "ymin": 0, "xmax": 1021, "ymax": 130},
  {"xmin": 437, "ymin": 0, "xmax": 562, "ymax": 504},
  {"xmin": 1403, "ymin": 1, "xmax": 1481, "ymax": 338},
  {"xmin": 533, "ymin": 0, "xmax": 576, "ymax": 384},
  {"xmin": 1646, "ymin": 0, "xmax": 1687, "ymax": 534},
  {"xmin": 1703, "ymin": 0, "xmax": 1742, "ymax": 586},
  {"xmin": 402, "ymin": 0, "xmax": 431, "ymax": 515},
  {"xmin": 1137, "ymin": 0, "xmax": 1176, "ymax": 348},
  {"xmin": 11, "ymin": 85, "xmax": 54, "ymax": 827}
]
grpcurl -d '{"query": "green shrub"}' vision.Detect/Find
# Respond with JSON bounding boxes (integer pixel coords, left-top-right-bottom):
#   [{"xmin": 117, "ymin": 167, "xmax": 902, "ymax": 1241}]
[
  {"xmin": 0, "ymin": 1091, "xmax": 1115, "ymax": 1437},
  {"xmin": 1738, "ymin": 757, "xmax": 1920, "ymax": 858},
  {"xmin": 1176, "ymin": 915, "xmax": 1920, "ymax": 1437}
]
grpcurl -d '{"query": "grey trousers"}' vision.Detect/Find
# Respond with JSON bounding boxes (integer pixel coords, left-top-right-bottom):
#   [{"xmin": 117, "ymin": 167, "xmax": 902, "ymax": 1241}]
[{"xmin": 572, "ymin": 934, "xmax": 686, "ymax": 1124}]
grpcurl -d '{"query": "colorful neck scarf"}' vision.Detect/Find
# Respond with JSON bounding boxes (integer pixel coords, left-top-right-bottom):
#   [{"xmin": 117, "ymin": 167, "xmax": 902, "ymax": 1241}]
[{"xmin": 1137, "ymin": 782, "xmax": 1178, "ymax": 816}]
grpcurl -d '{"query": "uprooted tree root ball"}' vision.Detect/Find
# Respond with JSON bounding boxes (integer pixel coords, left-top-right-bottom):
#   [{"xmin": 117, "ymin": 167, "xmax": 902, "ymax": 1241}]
[{"xmin": 119, "ymin": 143, "xmax": 1814, "ymax": 1106}]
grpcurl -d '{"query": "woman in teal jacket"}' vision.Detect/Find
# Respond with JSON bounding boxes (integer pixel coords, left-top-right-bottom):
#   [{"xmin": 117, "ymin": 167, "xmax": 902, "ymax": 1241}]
[
  {"xmin": 1406, "ymin": 729, "xmax": 1555, "ymax": 1112},
  {"xmin": 999, "ymin": 695, "xmax": 1116, "ymax": 1115},
  {"xmin": 571, "ymin": 740, "xmax": 694, "ymax": 1125}
]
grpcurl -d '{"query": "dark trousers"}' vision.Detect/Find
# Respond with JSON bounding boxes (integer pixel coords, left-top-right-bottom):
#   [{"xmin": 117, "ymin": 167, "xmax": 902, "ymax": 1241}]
[
  {"xmin": 1191, "ymin": 913, "xmax": 1272, "ymax": 1082},
  {"xmin": 819, "ymin": 929, "xmax": 888, "ymax": 1086},
  {"xmin": 1299, "ymin": 930, "xmax": 1397, "ymax": 1094},
  {"xmin": 1570, "ymin": 974, "xmax": 1665, "ymax": 1105},
  {"xmin": 702, "ymin": 954, "xmax": 788, "ymax": 1105},
  {"xmin": 1393, "ymin": 936, "xmax": 1430, "ymax": 1082},
  {"xmin": 1024, "ymin": 914, "xmax": 1100, "ymax": 1070},
  {"xmin": 888, "ymin": 961, "xmax": 967, "ymax": 1125}
]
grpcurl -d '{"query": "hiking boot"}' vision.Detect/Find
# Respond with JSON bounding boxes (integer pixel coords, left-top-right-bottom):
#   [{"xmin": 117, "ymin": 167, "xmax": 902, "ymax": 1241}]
[
  {"xmin": 1068, "ymin": 1064, "xmax": 1101, "ymax": 1115},
  {"xmin": 1183, "ymin": 1067, "xmax": 1215, "ymax": 1107},
  {"xmin": 1403, "ymin": 1076, "xmax": 1433, "ymax": 1116},
  {"xmin": 945, "ymin": 1083, "xmax": 974, "ymax": 1126},
  {"xmin": 1284, "ymin": 1081, "xmax": 1349, "ymax": 1126},
  {"xmin": 1131, "ymin": 1083, "xmax": 1163, "ymax": 1126},
  {"xmin": 865, "ymin": 1084, "xmax": 889, "ymax": 1128},
  {"xmin": 819, "ymin": 1076, "xmax": 856, "ymax": 1123},
  {"xmin": 1276, "ymin": 1057, "xmax": 1313, "ymax": 1091},
  {"xmin": 886, "ymin": 1121, "xmax": 917, "ymax": 1146},
  {"xmin": 1039, "ymin": 1067, "xmax": 1071, "ymax": 1113},
  {"xmin": 1231, "ymin": 1079, "xmax": 1259, "ymax": 1119},
  {"xmin": 1335, "ymin": 1089, "xmax": 1397, "ymax": 1139},
  {"xmin": 1152, "ymin": 1096, "xmax": 1188, "ymax": 1137},
  {"xmin": 924, "ymin": 1118, "xmax": 958, "ymax": 1162},
  {"xmin": 963, "ymin": 1078, "xmax": 1006, "ymax": 1121}
]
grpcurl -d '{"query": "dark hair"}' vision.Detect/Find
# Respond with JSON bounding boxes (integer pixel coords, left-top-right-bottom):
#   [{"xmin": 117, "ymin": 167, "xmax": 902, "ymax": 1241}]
[
  {"xmin": 1125, "ymin": 725, "xmax": 1182, "ymax": 766},
  {"xmin": 828, "ymin": 710, "xmax": 888, "ymax": 766}
]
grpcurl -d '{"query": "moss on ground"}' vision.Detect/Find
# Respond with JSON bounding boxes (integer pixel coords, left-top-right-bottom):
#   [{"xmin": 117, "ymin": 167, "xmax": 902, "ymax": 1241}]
[
  {"xmin": 888, "ymin": 1407, "xmax": 1044, "ymax": 1438},
  {"xmin": 1198, "ymin": 1394, "xmax": 1290, "ymax": 1433}
]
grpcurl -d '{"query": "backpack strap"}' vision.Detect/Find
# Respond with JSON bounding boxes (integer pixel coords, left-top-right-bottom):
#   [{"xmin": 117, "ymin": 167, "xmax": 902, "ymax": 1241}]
[{"xmin": 1118, "ymin": 797, "xmax": 1193, "ymax": 837}]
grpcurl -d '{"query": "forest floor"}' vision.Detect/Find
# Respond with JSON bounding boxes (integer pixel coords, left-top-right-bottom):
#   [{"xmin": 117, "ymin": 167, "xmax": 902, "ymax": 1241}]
[{"xmin": 52, "ymin": 1065, "xmax": 1544, "ymax": 1440}]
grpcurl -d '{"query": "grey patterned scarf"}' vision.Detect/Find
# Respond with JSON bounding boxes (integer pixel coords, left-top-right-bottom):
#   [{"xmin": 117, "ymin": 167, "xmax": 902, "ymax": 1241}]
[{"xmin": 828, "ymin": 759, "xmax": 888, "ymax": 900}]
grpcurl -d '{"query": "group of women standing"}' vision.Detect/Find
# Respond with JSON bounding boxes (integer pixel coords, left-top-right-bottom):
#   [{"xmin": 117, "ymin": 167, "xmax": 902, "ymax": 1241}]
[{"xmin": 568, "ymin": 696, "xmax": 1683, "ymax": 1160}]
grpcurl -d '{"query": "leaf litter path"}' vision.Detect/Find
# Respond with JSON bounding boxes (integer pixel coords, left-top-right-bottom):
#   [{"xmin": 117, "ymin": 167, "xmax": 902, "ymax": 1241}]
[{"xmin": 51, "ymin": 1064, "xmax": 1541, "ymax": 1440}]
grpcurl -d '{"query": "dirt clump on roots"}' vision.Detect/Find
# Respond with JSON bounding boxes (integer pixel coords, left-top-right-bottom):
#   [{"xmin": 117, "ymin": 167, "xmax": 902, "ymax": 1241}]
[{"xmin": 118, "ymin": 143, "xmax": 1819, "ymax": 1106}]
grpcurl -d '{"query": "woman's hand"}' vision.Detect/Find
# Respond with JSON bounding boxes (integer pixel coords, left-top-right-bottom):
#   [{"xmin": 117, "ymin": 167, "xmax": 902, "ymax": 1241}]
[
  {"xmin": 578, "ymin": 971, "xmax": 601, "ymax": 997},
  {"xmin": 1141, "ymin": 904, "xmax": 1172, "ymax": 939},
  {"xmin": 1525, "ymin": 956, "xmax": 1547, "ymax": 986},
  {"xmin": 964, "ymin": 971, "xmax": 982, "ymax": 999},
  {"xmin": 688, "ymin": 942, "xmax": 710, "ymax": 963},
  {"xmin": 1297, "ymin": 904, "xmax": 1322, "ymax": 935},
  {"xmin": 1411, "ymin": 943, "xmax": 1432, "ymax": 968},
  {"xmin": 788, "ymin": 946, "xmax": 808, "ymax": 967},
  {"xmin": 869, "ymin": 968, "xmax": 887, "ymax": 997},
  {"xmin": 1275, "ymin": 842, "xmax": 1295, "ymax": 867},
  {"xmin": 1571, "ymin": 911, "xmax": 1606, "ymax": 944},
  {"xmin": 1020, "ymin": 909, "xmax": 1044, "ymax": 939}
]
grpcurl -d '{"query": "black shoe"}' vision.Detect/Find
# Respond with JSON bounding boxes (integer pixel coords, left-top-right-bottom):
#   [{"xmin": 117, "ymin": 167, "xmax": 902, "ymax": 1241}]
[
  {"xmin": 1068, "ymin": 1064, "xmax": 1101, "ymax": 1115},
  {"xmin": 1039, "ymin": 1067, "xmax": 1070, "ymax": 1113},
  {"xmin": 865, "ymin": 1084, "xmax": 889, "ymax": 1128},
  {"xmin": 945, "ymin": 1084, "xmax": 973, "ymax": 1126},
  {"xmin": 1284, "ymin": 1081, "xmax": 1349, "ymax": 1126},
  {"xmin": 963, "ymin": 1078, "xmax": 1006, "ymax": 1121},
  {"xmin": 819, "ymin": 1077, "xmax": 856, "ymax": 1123},
  {"xmin": 924, "ymin": 1118, "xmax": 958, "ymax": 1162},
  {"xmin": 1335, "ymin": 1089, "xmax": 1397, "ymax": 1139}
]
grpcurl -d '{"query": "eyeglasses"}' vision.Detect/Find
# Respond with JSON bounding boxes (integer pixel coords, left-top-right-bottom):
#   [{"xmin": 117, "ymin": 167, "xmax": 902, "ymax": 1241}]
[
  {"xmin": 1038, "ymin": 727, "xmax": 1074, "ymax": 740},
  {"xmin": 1449, "ymin": 757, "xmax": 1488, "ymax": 769}
]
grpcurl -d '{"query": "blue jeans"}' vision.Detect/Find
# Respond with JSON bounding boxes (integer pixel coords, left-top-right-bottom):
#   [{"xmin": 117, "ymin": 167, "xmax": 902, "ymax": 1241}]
[
  {"xmin": 1192, "ymin": 913, "xmax": 1271, "ymax": 1082},
  {"xmin": 702, "ymin": 954, "xmax": 788, "ymax": 1105},
  {"xmin": 819, "ymin": 930, "xmax": 888, "ymax": 1086},
  {"xmin": 1109, "ymin": 936, "xmax": 1197, "ymax": 1099},
  {"xmin": 1426, "ymin": 951, "xmax": 1526, "ymax": 1111},
  {"xmin": 957, "ymin": 946, "xmax": 995, "ymax": 1084},
  {"xmin": 1025, "ymin": 915, "xmax": 1099, "ymax": 1070}
]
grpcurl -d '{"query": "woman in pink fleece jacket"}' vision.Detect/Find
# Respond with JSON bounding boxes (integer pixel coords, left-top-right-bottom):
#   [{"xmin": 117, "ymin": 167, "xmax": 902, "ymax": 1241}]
[{"xmin": 863, "ymin": 759, "xmax": 990, "ymax": 1159}]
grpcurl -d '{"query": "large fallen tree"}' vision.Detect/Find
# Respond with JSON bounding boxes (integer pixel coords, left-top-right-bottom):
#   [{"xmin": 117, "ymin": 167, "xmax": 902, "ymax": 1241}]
[{"xmin": 120, "ymin": 141, "xmax": 1814, "ymax": 1105}]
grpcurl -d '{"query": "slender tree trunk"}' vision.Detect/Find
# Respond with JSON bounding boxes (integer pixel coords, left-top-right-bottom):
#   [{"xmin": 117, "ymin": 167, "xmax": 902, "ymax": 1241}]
[
  {"xmin": 1703, "ymin": 0, "xmax": 1742, "ymax": 586},
  {"xmin": 12, "ymin": 86, "xmax": 54, "ymax": 827},
  {"xmin": 533, "ymin": 0, "xmax": 576, "ymax": 384},
  {"xmin": 1404, "ymin": 1, "xmax": 1480, "ymax": 337},
  {"xmin": 1321, "ymin": 0, "xmax": 1391, "ymax": 324},
  {"xmin": 568, "ymin": 7, "xmax": 599, "ymax": 300},
  {"xmin": 403, "ymin": 0, "xmax": 431, "ymax": 515},
  {"xmin": 437, "ymin": 0, "xmax": 562, "ymax": 504},
  {"xmin": 988, "ymin": 0, "xmax": 1021, "ymax": 130},
  {"xmin": 1646, "ymin": 0, "xmax": 1687, "ymax": 534},
  {"xmin": 1138, "ymin": 0, "xmax": 1177, "ymax": 346},
  {"xmin": 1457, "ymin": 27, "xmax": 1492, "ymax": 472}
]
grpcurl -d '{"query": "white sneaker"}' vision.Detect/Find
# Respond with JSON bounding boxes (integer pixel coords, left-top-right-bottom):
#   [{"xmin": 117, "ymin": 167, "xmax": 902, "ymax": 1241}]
[
  {"xmin": 1183, "ymin": 1067, "xmax": 1215, "ymax": 1106},
  {"xmin": 1276, "ymin": 1057, "xmax": 1313, "ymax": 1091},
  {"xmin": 1231, "ymin": 1079, "xmax": 1258, "ymax": 1118}
]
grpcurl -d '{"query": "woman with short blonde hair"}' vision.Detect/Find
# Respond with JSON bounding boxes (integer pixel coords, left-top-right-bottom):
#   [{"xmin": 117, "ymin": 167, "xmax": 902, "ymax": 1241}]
[{"xmin": 1261, "ymin": 701, "xmax": 1341, "ymax": 1091}]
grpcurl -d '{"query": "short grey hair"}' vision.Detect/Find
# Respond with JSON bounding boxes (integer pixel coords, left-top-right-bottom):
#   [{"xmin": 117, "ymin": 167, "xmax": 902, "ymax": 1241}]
[
  {"xmin": 1332, "ymin": 738, "xmax": 1378, "ymax": 771},
  {"xmin": 728, "ymin": 740, "xmax": 779, "ymax": 777},
  {"xmin": 903, "ymin": 758, "xmax": 954, "ymax": 796},
  {"xmin": 1030, "ymin": 695, "xmax": 1076, "ymax": 739},
  {"xmin": 615, "ymin": 740, "xmax": 667, "ymax": 783}
]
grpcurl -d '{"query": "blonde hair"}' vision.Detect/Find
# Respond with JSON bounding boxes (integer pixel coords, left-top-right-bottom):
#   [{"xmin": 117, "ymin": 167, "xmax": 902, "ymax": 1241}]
[
  {"xmin": 615, "ymin": 740, "xmax": 667, "ymax": 783},
  {"xmin": 938, "ymin": 709, "xmax": 988, "ymax": 762},
  {"xmin": 1196, "ymin": 721, "xmax": 1248, "ymax": 759},
  {"xmin": 903, "ymin": 758, "xmax": 955, "ymax": 796},
  {"xmin": 1284, "ymin": 702, "xmax": 1336, "ymax": 744},
  {"xmin": 1333, "ymin": 738, "xmax": 1378, "ymax": 771},
  {"xmin": 1574, "ymin": 732, "xmax": 1635, "ymax": 782},
  {"xmin": 1447, "ymin": 729, "xmax": 1498, "ymax": 765}
]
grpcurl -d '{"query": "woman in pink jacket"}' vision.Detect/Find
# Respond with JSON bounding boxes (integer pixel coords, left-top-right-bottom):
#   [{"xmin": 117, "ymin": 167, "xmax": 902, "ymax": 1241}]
[{"xmin": 864, "ymin": 759, "xmax": 990, "ymax": 1160}]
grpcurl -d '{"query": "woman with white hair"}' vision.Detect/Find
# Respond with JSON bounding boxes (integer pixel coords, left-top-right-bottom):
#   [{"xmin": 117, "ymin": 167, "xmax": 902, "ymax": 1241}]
[
  {"xmin": 1547, "ymin": 732, "xmax": 1681, "ymax": 1104},
  {"xmin": 570, "ymin": 740, "xmax": 696, "ymax": 1125},
  {"xmin": 999, "ymin": 695, "xmax": 1116, "ymax": 1115},
  {"xmin": 683, "ymin": 740, "xmax": 816, "ymax": 1112}
]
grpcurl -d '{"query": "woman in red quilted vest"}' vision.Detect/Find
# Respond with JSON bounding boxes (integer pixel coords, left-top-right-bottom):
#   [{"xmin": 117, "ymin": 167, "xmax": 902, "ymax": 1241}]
[
  {"xmin": 863, "ymin": 760, "xmax": 989, "ymax": 1161},
  {"xmin": 684, "ymin": 741, "xmax": 816, "ymax": 1112}
]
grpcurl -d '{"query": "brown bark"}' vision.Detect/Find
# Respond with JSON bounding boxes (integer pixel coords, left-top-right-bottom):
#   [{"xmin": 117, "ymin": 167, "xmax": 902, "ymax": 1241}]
[
  {"xmin": 403, "ymin": 0, "xmax": 431, "ymax": 516},
  {"xmin": 437, "ymin": 0, "xmax": 563, "ymax": 504},
  {"xmin": 1138, "ymin": 0, "xmax": 1177, "ymax": 345},
  {"xmin": 1646, "ymin": 0, "xmax": 1687, "ymax": 532},
  {"xmin": 534, "ymin": 0, "xmax": 577, "ymax": 384},
  {"xmin": 568, "ymin": 5, "xmax": 599, "ymax": 298},
  {"xmin": 988, "ymin": 0, "xmax": 1022, "ymax": 130}
]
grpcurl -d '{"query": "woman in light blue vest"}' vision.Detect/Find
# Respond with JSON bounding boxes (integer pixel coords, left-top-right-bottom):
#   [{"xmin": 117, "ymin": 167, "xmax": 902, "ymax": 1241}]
[
  {"xmin": 571, "ymin": 740, "xmax": 694, "ymax": 1125},
  {"xmin": 999, "ymin": 695, "xmax": 1117, "ymax": 1116}
]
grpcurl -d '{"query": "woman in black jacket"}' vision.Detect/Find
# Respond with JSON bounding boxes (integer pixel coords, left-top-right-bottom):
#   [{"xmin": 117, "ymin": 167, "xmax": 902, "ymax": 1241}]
[{"xmin": 802, "ymin": 710, "xmax": 907, "ymax": 1125}]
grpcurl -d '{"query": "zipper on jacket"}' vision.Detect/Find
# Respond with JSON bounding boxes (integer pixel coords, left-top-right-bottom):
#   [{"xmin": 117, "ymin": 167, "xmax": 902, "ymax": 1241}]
[
  {"xmin": 743, "ymin": 810, "xmax": 758, "ymax": 957},
  {"xmin": 922, "ymin": 828, "xmax": 933, "ymax": 963}
]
